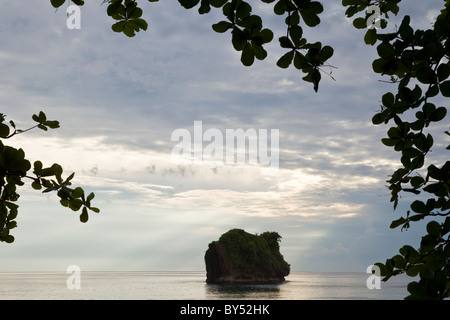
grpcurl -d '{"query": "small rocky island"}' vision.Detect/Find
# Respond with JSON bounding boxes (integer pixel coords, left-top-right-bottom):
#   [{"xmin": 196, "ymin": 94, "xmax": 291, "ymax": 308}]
[{"xmin": 204, "ymin": 229, "xmax": 290, "ymax": 284}]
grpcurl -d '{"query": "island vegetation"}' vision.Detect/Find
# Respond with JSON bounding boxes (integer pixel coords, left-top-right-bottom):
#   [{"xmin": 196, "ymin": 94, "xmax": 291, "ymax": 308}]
[{"xmin": 205, "ymin": 228, "xmax": 290, "ymax": 284}]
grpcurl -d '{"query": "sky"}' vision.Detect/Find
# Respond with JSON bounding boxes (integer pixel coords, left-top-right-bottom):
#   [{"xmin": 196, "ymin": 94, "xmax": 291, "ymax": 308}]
[{"xmin": 0, "ymin": 0, "xmax": 448, "ymax": 273}]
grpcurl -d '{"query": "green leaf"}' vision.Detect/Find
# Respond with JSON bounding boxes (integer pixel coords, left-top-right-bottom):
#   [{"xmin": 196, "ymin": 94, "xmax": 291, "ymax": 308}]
[
  {"xmin": 111, "ymin": 20, "xmax": 126, "ymax": 33},
  {"xmin": 212, "ymin": 21, "xmax": 233, "ymax": 33},
  {"xmin": 420, "ymin": 234, "xmax": 437, "ymax": 253},
  {"xmin": 439, "ymin": 80, "xmax": 450, "ymax": 97},
  {"xmin": 300, "ymin": 10, "xmax": 320, "ymax": 27},
  {"xmin": 406, "ymin": 265, "xmax": 422, "ymax": 277},
  {"xmin": 238, "ymin": 15, "xmax": 262, "ymax": 29},
  {"xmin": 80, "ymin": 207, "xmax": 89, "ymax": 223},
  {"xmin": 429, "ymin": 107, "xmax": 447, "ymax": 122},
  {"xmin": 364, "ymin": 28, "xmax": 377, "ymax": 45},
  {"xmin": 426, "ymin": 221, "xmax": 441, "ymax": 237},
  {"xmin": 231, "ymin": 27, "xmax": 247, "ymax": 51},
  {"xmin": 0, "ymin": 123, "xmax": 10, "ymax": 138},
  {"xmin": 445, "ymin": 243, "xmax": 450, "ymax": 258},
  {"xmin": 372, "ymin": 110, "xmax": 390, "ymax": 125},
  {"xmin": 423, "ymin": 182, "xmax": 447, "ymax": 197},
  {"xmin": 252, "ymin": 43, "xmax": 267, "ymax": 60},
  {"xmin": 424, "ymin": 251, "xmax": 446, "ymax": 272},
  {"xmin": 381, "ymin": 138, "xmax": 398, "ymax": 147},
  {"xmin": 400, "ymin": 245, "xmax": 421, "ymax": 263},
  {"xmin": 64, "ymin": 172, "xmax": 75, "ymax": 184},
  {"xmin": 342, "ymin": 0, "xmax": 364, "ymax": 6},
  {"xmin": 44, "ymin": 120, "xmax": 60, "ymax": 129},
  {"xmin": 398, "ymin": 87, "xmax": 415, "ymax": 103},
  {"xmin": 353, "ymin": 17, "xmax": 367, "ymax": 29},
  {"xmin": 437, "ymin": 63, "xmax": 450, "ymax": 82},
  {"xmin": 50, "ymin": 0, "xmax": 66, "ymax": 8},
  {"xmin": 306, "ymin": 1, "xmax": 324, "ymax": 15},
  {"xmin": 392, "ymin": 254, "xmax": 406, "ymax": 269},
  {"xmin": 4, "ymin": 235, "xmax": 14, "ymax": 243},
  {"xmin": 33, "ymin": 161, "xmax": 43, "ymax": 174},
  {"xmin": 32, "ymin": 111, "xmax": 47, "ymax": 124},
  {"xmin": 72, "ymin": 187, "xmax": 84, "ymax": 199},
  {"xmin": 377, "ymin": 42, "xmax": 395, "ymax": 59},
  {"xmin": 38, "ymin": 111, "xmax": 47, "ymax": 122},
  {"xmin": 416, "ymin": 65, "xmax": 436, "ymax": 84},
  {"xmin": 279, "ymin": 36, "xmax": 294, "ymax": 49},
  {"xmin": 89, "ymin": 207, "xmax": 100, "ymax": 213},
  {"xmin": 178, "ymin": 0, "xmax": 200, "ymax": 9},
  {"xmin": 442, "ymin": 217, "xmax": 450, "ymax": 235},
  {"xmin": 273, "ymin": 0, "xmax": 287, "ymax": 15},
  {"xmin": 399, "ymin": 16, "xmax": 413, "ymax": 41},
  {"xmin": 240, "ymin": 43, "xmax": 255, "ymax": 66},
  {"xmin": 294, "ymin": 52, "xmax": 307, "ymax": 70},
  {"xmin": 107, "ymin": 1, "xmax": 124, "ymax": 16},
  {"xmin": 410, "ymin": 176, "xmax": 424, "ymax": 188},
  {"xmin": 132, "ymin": 18, "xmax": 148, "ymax": 31},
  {"xmin": 387, "ymin": 126, "xmax": 401, "ymax": 138},
  {"xmin": 31, "ymin": 180, "xmax": 42, "ymax": 190},
  {"xmin": 51, "ymin": 163, "xmax": 63, "ymax": 178},
  {"xmin": 209, "ymin": 0, "xmax": 227, "ymax": 7},
  {"xmin": 409, "ymin": 214, "xmax": 425, "ymax": 222},
  {"xmin": 382, "ymin": 92, "xmax": 395, "ymax": 108},
  {"xmin": 277, "ymin": 50, "xmax": 294, "ymax": 68},
  {"xmin": 411, "ymin": 200, "xmax": 428, "ymax": 214},
  {"xmin": 198, "ymin": 0, "xmax": 211, "ymax": 14},
  {"xmin": 289, "ymin": 25, "xmax": 303, "ymax": 46},
  {"xmin": 319, "ymin": 46, "xmax": 334, "ymax": 61},
  {"xmin": 414, "ymin": 133, "xmax": 432, "ymax": 151},
  {"xmin": 60, "ymin": 199, "xmax": 70, "ymax": 207},
  {"xmin": 7, "ymin": 221, "xmax": 17, "ymax": 230},
  {"xmin": 390, "ymin": 217, "xmax": 406, "ymax": 229},
  {"xmin": 428, "ymin": 84, "xmax": 440, "ymax": 98},
  {"xmin": 302, "ymin": 68, "xmax": 321, "ymax": 92},
  {"xmin": 344, "ymin": 5, "xmax": 361, "ymax": 18},
  {"xmin": 286, "ymin": 10, "xmax": 300, "ymax": 26},
  {"xmin": 68, "ymin": 198, "xmax": 83, "ymax": 211},
  {"xmin": 128, "ymin": 6, "xmax": 143, "ymax": 19},
  {"xmin": 427, "ymin": 164, "xmax": 441, "ymax": 180},
  {"xmin": 123, "ymin": 22, "xmax": 136, "ymax": 37},
  {"xmin": 87, "ymin": 192, "xmax": 95, "ymax": 202},
  {"xmin": 258, "ymin": 29, "xmax": 274, "ymax": 44},
  {"xmin": 235, "ymin": 2, "xmax": 252, "ymax": 21}
]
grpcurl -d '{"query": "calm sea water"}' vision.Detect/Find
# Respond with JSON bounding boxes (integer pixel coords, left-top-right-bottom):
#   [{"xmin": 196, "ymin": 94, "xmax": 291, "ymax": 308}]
[{"xmin": 0, "ymin": 271, "xmax": 412, "ymax": 300}]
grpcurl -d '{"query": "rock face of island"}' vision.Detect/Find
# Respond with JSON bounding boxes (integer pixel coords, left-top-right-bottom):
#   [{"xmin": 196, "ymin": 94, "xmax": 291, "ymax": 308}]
[{"xmin": 204, "ymin": 229, "xmax": 290, "ymax": 284}]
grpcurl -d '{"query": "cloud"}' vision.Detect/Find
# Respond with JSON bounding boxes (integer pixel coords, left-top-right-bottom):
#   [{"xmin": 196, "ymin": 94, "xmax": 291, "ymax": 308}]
[{"xmin": 12, "ymin": 130, "xmax": 378, "ymax": 221}]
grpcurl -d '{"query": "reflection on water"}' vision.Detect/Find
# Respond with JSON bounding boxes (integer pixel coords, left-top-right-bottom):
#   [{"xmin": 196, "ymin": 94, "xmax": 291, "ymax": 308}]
[
  {"xmin": 206, "ymin": 283, "xmax": 282, "ymax": 300},
  {"xmin": 204, "ymin": 272, "xmax": 412, "ymax": 300}
]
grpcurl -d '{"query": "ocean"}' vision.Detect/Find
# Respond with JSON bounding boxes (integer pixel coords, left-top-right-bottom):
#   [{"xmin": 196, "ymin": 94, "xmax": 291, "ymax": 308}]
[{"xmin": 0, "ymin": 271, "xmax": 412, "ymax": 300}]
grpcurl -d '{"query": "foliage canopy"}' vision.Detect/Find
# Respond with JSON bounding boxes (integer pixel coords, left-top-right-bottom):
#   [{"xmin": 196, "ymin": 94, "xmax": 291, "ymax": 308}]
[{"xmin": 0, "ymin": 112, "xmax": 99, "ymax": 243}]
